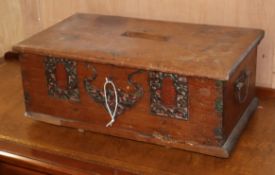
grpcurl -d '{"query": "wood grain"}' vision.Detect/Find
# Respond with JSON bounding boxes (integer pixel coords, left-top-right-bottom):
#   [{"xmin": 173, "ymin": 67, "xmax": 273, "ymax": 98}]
[
  {"xmin": 13, "ymin": 13, "xmax": 263, "ymax": 80},
  {"xmin": 0, "ymin": 162, "xmax": 47, "ymax": 175}
]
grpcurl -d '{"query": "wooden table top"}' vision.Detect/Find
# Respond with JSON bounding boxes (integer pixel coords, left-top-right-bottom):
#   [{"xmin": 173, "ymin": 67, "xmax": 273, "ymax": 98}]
[
  {"xmin": 0, "ymin": 60, "xmax": 275, "ymax": 175},
  {"xmin": 13, "ymin": 13, "xmax": 264, "ymax": 80}
]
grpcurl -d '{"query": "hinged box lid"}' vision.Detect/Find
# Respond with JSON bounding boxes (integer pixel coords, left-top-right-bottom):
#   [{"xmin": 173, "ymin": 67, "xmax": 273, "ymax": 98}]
[{"xmin": 13, "ymin": 13, "xmax": 264, "ymax": 80}]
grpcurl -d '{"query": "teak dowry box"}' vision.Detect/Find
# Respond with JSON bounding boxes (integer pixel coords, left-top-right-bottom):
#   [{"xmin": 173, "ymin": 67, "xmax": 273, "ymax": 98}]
[{"xmin": 13, "ymin": 13, "xmax": 264, "ymax": 158}]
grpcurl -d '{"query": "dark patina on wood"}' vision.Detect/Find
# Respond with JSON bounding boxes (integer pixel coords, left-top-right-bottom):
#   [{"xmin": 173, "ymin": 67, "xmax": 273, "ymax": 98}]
[{"xmin": 14, "ymin": 13, "xmax": 264, "ymax": 157}]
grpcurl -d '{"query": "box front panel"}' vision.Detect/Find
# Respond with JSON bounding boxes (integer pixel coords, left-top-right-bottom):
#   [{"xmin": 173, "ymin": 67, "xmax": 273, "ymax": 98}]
[{"xmin": 20, "ymin": 53, "xmax": 223, "ymax": 149}]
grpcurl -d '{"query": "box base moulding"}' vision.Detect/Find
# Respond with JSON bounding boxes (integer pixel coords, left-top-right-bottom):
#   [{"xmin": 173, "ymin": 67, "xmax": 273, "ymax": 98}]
[{"xmin": 25, "ymin": 98, "xmax": 258, "ymax": 158}]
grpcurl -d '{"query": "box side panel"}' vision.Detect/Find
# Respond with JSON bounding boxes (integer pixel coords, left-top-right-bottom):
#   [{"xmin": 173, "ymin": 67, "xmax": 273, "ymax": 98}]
[
  {"xmin": 20, "ymin": 53, "xmax": 222, "ymax": 150},
  {"xmin": 223, "ymin": 47, "xmax": 257, "ymax": 139}
]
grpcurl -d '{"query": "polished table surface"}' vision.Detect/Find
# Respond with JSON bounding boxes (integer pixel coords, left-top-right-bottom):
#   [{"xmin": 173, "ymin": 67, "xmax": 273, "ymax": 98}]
[{"xmin": 0, "ymin": 60, "xmax": 275, "ymax": 175}]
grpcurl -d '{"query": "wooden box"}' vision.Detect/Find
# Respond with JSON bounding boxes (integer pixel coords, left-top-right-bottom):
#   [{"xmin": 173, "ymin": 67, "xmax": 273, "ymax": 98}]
[{"xmin": 13, "ymin": 13, "xmax": 264, "ymax": 157}]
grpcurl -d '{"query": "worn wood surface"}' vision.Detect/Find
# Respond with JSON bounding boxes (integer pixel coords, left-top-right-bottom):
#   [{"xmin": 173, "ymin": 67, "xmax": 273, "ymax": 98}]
[
  {"xmin": 0, "ymin": 161, "xmax": 47, "ymax": 175},
  {"xmin": 0, "ymin": 61, "xmax": 275, "ymax": 174},
  {"xmin": 0, "ymin": 142, "xmax": 133, "ymax": 175},
  {"xmin": 13, "ymin": 13, "xmax": 263, "ymax": 80}
]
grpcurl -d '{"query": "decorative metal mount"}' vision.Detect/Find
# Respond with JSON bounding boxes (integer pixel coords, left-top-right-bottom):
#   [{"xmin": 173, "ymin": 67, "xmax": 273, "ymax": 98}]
[
  {"xmin": 104, "ymin": 77, "xmax": 118, "ymax": 127},
  {"xmin": 235, "ymin": 70, "xmax": 251, "ymax": 104},
  {"xmin": 84, "ymin": 64, "xmax": 144, "ymax": 122},
  {"xmin": 149, "ymin": 71, "xmax": 189, "ymax": 120},
  {"xmin": 44, "ymin": 57, "xmax": 80, "ymax": 101}
]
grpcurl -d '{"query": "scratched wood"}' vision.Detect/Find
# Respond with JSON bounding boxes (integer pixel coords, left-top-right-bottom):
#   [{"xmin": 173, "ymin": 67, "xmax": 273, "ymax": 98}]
[{"xmin": 0, "ymin": 0, "xmax": 275, "ymax": 87}]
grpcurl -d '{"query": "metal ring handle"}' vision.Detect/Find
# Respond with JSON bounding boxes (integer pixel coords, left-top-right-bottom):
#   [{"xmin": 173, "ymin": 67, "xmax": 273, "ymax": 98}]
[
  {"xmin": 235, "ymin": 70, "xmax": 250, "ymax": 103},
  {"xmin": 104, "ymin": 77, "xmax": 118, "ymax": 127}
]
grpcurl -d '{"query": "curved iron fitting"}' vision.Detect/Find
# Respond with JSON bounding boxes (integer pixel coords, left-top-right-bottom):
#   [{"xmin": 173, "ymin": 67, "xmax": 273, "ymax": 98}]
[{"xmin": 83, "ymin": 64, "xmax": 144, "ymax": 124}]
